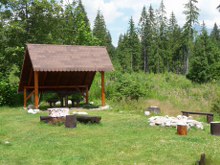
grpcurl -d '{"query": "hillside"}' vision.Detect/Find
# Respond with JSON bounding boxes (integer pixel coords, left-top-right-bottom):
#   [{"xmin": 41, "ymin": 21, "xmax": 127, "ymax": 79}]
[{"xmin": 90, "ymin": 72, "xmax": 220, "ymax": 116}]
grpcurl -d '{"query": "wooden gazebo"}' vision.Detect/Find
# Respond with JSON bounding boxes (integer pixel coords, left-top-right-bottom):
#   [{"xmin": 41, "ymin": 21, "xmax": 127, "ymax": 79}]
[{"xmin": 18, "ymin": 44, "xmax": 114, "ymax": 108}]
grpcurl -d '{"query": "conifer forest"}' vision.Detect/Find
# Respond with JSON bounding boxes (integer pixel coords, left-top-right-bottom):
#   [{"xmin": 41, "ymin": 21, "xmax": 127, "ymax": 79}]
[{"xmin": 0, "ymin": 0, "xmax": 220, "ymax": 105}]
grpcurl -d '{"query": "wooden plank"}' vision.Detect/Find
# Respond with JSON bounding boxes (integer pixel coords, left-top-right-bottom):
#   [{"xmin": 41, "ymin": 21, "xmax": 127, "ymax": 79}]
[
  {"xmin": 101, "ymin": 71, "xmax": 105, "ymax": 106},
  {"xmin": 181, "ymin": 111, "xmax": 213, "ymax": 115},
  {"xmin": 25, "ymin": 85, "xmax": 87, "ymax": 89},
  {"xmin": 24, "ymin": 87, "xmax": 27, "ymax": 109},
  {"xmin": 34, "ymin": 71, "xmax": 39, "ymax": 108},
  {"xmin": 56, "ymin": 72, "xmax": 62, "ymax": 85}
]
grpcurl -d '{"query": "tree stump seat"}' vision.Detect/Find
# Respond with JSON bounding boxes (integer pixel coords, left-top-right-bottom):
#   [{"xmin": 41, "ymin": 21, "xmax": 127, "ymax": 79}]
[{"xmin": 181, "ymin": 111, "xmax": 214, "ymax": 123}]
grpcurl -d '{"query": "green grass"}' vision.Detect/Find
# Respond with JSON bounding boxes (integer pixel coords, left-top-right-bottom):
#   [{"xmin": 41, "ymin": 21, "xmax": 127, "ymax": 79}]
[{"xmin": 1, "ymin": 107, "xmax": 220, "ymax": 165}]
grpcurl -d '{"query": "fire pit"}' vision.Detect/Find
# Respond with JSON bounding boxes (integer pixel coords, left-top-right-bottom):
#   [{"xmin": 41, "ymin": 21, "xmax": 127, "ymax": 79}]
[{"xmin": 210, "ymin": 122, "xmax": 220, "ymax": 136}]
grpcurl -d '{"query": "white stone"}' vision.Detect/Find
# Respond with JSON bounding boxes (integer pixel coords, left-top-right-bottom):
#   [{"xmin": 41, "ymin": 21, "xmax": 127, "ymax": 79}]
[
  {"xmin": 27, "ymin": 109, "xmax": 38, "ymax": 114},
  {"xmin": 148, "ymin": 115, "xmax": 203, "ymax": 129},
  {"xmin": 144, "ymin": 111, "xmax": 151, "ymax": 116},
  {"xmin": 48, "ymin": 108, "xmax": 69, "ymax": 117}
]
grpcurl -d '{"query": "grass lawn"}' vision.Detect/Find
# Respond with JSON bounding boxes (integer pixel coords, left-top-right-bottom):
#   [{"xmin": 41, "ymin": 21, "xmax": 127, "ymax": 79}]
[{"xmin": 1, "ymin": 107, "xmax": 220, "ymax": 165}]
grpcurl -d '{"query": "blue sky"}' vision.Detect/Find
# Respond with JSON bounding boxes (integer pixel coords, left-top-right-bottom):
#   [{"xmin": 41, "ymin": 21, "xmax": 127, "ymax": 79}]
[{"xmin": 79, "ymin": 0, "xmax": 220, "ymax": 46}]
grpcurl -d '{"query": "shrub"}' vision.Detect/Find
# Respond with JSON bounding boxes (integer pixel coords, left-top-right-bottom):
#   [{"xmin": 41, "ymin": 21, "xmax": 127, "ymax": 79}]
[
  {"xmin": 212, "ymin": 95, "xmax": 220, "ymax": 114},
  {"xmin": 0, "ymin": 80, "xmax": 22, "ymax": 106}
]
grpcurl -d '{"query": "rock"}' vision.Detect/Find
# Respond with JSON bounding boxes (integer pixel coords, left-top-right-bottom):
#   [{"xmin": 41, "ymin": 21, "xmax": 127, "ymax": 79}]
[
  {"xmin": 148, "ymin": 115, "xmax": 204, "ymax": 129},
  {"xmin": 148, "ymin": 106, "xmax": 161, "ymax": 114},
  {"xmin": 144, "ymin": 111, "xmax": 151, "ymax": 116},
  {"xmin": 48, "ymin": 108, "xmax": 69, "ymax": 117},
  {"xmin": 27, "ymin": 109, "xmax": 39, "ymax": 114}
]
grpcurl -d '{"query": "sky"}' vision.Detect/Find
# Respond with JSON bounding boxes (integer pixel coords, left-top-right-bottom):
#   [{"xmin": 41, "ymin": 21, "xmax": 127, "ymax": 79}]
[{"xmin": 78, "ymin": 0, "xmax": 220, "ymax": 46}]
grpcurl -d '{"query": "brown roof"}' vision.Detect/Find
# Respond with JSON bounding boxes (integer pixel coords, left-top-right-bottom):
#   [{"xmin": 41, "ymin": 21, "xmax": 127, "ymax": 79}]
[
  {"xmin": 18, "ymin": 44, "xmax": 114, "ymax": 93},
  {"xmin": 27, "ymin": 44, "xmax": 113, "ymax": 72}
]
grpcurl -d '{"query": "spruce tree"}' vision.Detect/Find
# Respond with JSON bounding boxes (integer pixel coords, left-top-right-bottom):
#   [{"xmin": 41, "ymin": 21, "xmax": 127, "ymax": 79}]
[
  {"xmin": 187, "ymin": 22, "xmax": 220, "ymax": 83},
  {"xmin": 72, "ymin": 0, "xmax": 94, "ymax": 45},
  {"xmin": 127, "ymin": 17, "xmax": 141, "ymax": 71},
  {"xmin": 93, "ymin": 10, "xmax": 115, "ymax": 59},
  {"xmin": 210, "ymin": 23, "xmax": 220, "ymax": 47},
  {"xmin": 155, "ymin": 0, "xmax": 168, "ymax": 73},
  {"xmin": 167, "ymin": 12, "xmax": 183, "ymax": 73},
  {"xmin": 183, "ymin": 0, "xmax": 199, "ymax": 74},
  {"xmin": 139, "ymin": 6, "xmax": 149, "ymax": 72}
]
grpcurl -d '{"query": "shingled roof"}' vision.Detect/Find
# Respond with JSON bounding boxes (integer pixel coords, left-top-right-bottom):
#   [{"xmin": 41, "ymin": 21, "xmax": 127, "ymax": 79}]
[
  {"xmin": 27, "ymin": 44, "xmax": 113, "ymax": 72},
  {"xmin": 18, "ymin": 44, "xmax": 114, "ymax": 93}
]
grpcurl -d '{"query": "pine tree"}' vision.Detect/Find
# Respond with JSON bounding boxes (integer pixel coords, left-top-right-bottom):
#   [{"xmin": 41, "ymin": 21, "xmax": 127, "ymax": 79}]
[
  {"xmin": 72, "ymin": 0, "xmax": 94, "ymax": 45},
  {"xmin": 210, "ymin": 23, "xmax": 220, "ymax": 46},
  {"xmin": 127, "ymin": 17, "xmax": 141, "ymax": 71},
  {"xmin": 116, "ymin": 34, "xmax": 131, "ymax": 72},
  {"xmin": 155, "ymin": 0, "xmax": 168, "ymax": 73},
  {"xmin": 167, "ymin": 12, "xmax": 183, "ymax": 73},
  {"xmin": 139, "ymin": 6, "xmax": 149, "ymax": 72},
  {"xmin": 183, "ymin": 0, "xmax": 199, "ymax": 74},
  {"xmin": 93, "ymin": 10, "xmax": 115, "ymax": 59},
  {"xmin": 93, "ymin": 10, "xmax": 107, "ymax": 45},
  {"xmin": 187, "ymin": 22, "xmax": 220, "ymax": 83}
]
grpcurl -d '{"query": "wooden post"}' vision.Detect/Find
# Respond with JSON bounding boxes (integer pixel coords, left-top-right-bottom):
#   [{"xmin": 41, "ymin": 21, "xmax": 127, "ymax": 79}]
[
  {"xmin": 65, "ymin": 95, "xmax": 68, "ymax": 107},
  {"xmin": 86, "ymin": 86, "xmax": 89, "ymax": 104},
  {"xmin": 34, "ymin": 71, "xmax": 39, "ymax": 109},
  {"xmin": 101, "ymin": 71, "xmax": 105, "ymax": 106},
  {"xmin": 24, "ymin": 87, "xmax": 27, "ymax": 109}
]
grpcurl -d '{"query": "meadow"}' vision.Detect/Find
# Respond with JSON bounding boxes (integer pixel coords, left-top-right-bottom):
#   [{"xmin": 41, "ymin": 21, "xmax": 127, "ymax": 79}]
[
  {"xmin": 1, "ymin": 107, "xmax": 220, "ymax": 165},
  {"xmin": 1, "ymin": 73, "xmax": 220, "ymax": 165}
]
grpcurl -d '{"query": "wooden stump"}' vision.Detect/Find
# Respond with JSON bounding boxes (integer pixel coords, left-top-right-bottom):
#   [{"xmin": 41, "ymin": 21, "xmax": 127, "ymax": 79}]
[
  {"xmin": 210, "ymin": 122, "xmax": 220, "ymax": 136},
  {"xmin": 197, "ymin": 153, "xmax": 206, "ymax": 165},
  {"xmin": 177, "ymin": 125, "xmax": 187, "ymax": 135},
  {"xmin": 65, "ymin": 115, "xmax": 77, "ymax": 128}
]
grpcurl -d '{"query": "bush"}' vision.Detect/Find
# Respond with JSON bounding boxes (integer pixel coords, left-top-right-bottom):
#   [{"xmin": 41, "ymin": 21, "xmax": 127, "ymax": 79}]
[
  {"xmin": 0, "ymin": 80, "xmax": 22, "ymax": 106},
  {"xmin": 212, "ymin": 95, "xmax": 220, "ymax": 114}
]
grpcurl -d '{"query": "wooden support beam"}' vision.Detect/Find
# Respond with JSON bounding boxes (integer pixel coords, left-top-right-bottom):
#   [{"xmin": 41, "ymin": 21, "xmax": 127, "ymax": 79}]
[
  {"xmin": 34, "ymin": 71, "xmax": 39, "ymax": 109},
  {"xmin": 101, "ymin": 71, "xmax": 105, "ymax": 106},
  {"xmin": 26, "ymin": 90, "xmax": 35, "ymax": 101},
  {"xmin": 25, "ymin": 85, "xmax": 87, "ymax": 89},
  {"xmin": 24, "ymin": 87, "xmax": 27, "ymax": 109},
  {"xmin": 65, "ymin": 95, "xmax": 68, "ymax": 107},
  {"xmin": 86, "ymin": 86, "xmax": 89, "ymax": 104}
]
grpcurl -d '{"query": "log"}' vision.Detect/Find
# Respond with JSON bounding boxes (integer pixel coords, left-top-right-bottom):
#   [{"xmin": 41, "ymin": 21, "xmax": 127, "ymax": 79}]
[
  {"xmin": 40, "ymin": 116, "xmax": 65, "ymax": 125},
  {"xmin": 76, "ymin": 115, "xmax": 101, "ymax": 124}
]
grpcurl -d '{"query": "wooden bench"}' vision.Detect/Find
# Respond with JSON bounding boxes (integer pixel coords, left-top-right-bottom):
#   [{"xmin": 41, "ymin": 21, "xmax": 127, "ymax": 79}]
[{"xmin": 181, "ymin": 111, "xmax": 214, "ymax": 123}]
